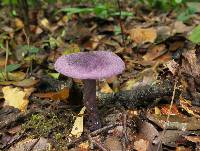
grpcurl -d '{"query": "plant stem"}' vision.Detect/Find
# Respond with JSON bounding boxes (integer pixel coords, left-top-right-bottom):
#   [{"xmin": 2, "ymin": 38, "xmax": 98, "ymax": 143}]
[
  {"xmin": 117, "ymin": 0, "xmax": 126, "ymax": 47},
  {"xmin": 17, "ymin": 0, "xmax": 30, "ymax": 34},
  {"xmin": 83, "ymin": 79, "xmax": 101, "ymax": 131},
  {"xmin": 4, "ymin": 40, "xmax": 9, "ymax": 81}
]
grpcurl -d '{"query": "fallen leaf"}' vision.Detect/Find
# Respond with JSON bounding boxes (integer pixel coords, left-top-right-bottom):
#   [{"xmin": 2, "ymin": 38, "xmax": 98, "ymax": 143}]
[
  {"xmin": 180, "ymin": 96, "xmax": 200, "ymax": 118},
  {"xmin": 104, "ymin": 136, "xmax": 122, "ymax": 151},
  {"xmin": 184, "ymin": 136, "xmax": 200, "ymax": 143},
  {"xmin": 134, "ymin": 139, "xmax": 149, "ymax": 151},
  {"xmin": 78, "ymin": 141, "xmax": 90, "ymax": 150},
  {"xmin": 159, "ymin": 130, "xmax": 185, "ymax": 147},
  {"xmin": 3, "ymin": 86, "xmax": 34, "ymax": 112},
  {"xmin": 0, "ymin": 71, "xmax": 26, "ymax": 81},
  {"xmin": 173, "ymin": 21, "xmax": 192, "ymax": 34},
  {"xmin": 169, "ymin": 41, "xmax": 185, "ymax": 52},
  {"xmin": 40, "ymin": 18, "xmax": 51, "ymax": 31},
  {"xmin": 83, "ymin": 35, "xmax": 104, "ymax": 50},
  {"xmin": 0, "ymin": 78, "xmax": 39, "ymax": 88},
  {"xmin": 62, "ymin": 43, "xmax": 80, "ymax": 55},
  {"xmin": 71, "ymin": 106, "xmax": 86, "ymax": 138},
  {"xmin": 165, "ymin": 60, "xmax": 179, "ymax": 75},
  {"xmin": 147, "ymin": 110, "xmax": 200, "ymax": 131},
  {"xmin": 181, "ymin": 49, "xmax": 200, "ymax": 77},
  {"xmin": 9, "ymin": 137, "xmax": 51, "ymax": 151},
  {"xmin": 188, "ymin": 25, "xmax": 200, "ymax": 44},
  {"xmin": 129, "ymin": 27, "xmax": 157, "ymax": 44},
  {"xmin": 99, "ymin": 81, "xmax": 113, "ymax": 93},
  {"xmin": 33, "ymin": 87, "xmax": 69, "ymax": 101},
  {"xmin": 15, "ymin": 18, "xmax": 24, "ymax": 29},
  {"xmin": 143, "ymin": 44, "xmax": 170, "ymax": 62},
  {"xmin": 160, "ymin": 104, "xmax": 179, "ymax": 115}
]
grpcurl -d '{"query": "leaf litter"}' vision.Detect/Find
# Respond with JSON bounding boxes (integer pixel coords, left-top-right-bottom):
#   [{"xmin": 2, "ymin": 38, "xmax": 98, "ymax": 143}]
[{"xmin": 0, "ymin": 0, "xmax": 200, "ymax": 151}]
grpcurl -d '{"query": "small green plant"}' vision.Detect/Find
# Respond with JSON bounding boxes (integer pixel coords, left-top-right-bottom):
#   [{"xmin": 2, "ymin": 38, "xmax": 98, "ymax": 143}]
[
  {"xmin": 177, "ymin": 3, "xmax": 197, "ymax": 22},
  {"xmin": 57, "ymin": 3, "xmax": 133, "ymax": 19},
  {"xmin": 188, "ymin": 25, "xmax": 200, "ymax": 44}
]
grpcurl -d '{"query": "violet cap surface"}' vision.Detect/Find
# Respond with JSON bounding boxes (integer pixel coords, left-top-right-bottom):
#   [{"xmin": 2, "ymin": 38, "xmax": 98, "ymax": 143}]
[{"xmin": 54, "ymin": 51, "xmax": 125, "ymax": 79}]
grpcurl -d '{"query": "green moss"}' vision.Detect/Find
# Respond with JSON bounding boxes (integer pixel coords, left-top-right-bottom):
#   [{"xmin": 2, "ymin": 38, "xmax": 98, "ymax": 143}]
[{"xmin": 22, "ymin": 111, "xmax": 74, "ymax": 149}]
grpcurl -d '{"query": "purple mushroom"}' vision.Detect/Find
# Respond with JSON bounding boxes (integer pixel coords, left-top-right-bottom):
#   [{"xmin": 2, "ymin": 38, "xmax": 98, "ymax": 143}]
[{"xmin": 55, "ymin": 51, "xmax": 125, "ymax": 131}]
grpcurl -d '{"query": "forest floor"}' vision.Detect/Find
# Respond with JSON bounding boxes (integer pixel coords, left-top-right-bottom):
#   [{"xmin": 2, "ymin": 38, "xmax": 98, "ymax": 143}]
[{"xmin": 0, "ymin": 1, "xmax": 200, "ymax": 151}]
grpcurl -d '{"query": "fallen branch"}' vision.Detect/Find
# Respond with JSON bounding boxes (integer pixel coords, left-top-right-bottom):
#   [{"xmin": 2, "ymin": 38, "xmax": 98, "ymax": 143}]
[{"xmin": 99, "ymin": 80, "xmax": 175, "ymax": 108}]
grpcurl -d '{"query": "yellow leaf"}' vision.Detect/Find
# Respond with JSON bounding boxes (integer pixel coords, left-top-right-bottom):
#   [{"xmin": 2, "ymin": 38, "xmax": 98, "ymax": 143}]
[
  {"xmin": 15, "ymin": 18, "xmax": 24, "ymax": 29},
  {"xmin": 180, "ymin": 96, "xmax": 200, "ymax": 118},
  {"xmin": 40, "ymin": 18, "xmax": 51, "ymax": 31},
  {"xmin": 70, "ymin": 106, "xmax": 86, "ymax": 138},
  {"xmin": 129, "ymin": 27, "xmax": 157, "ymax": 44},
  {"xmin": 2, "ymin": 86, "xmax": 34, "ymax": 112},
  {"xmin": 100, "ymin": 81, "xmax": 113, "ymax": 93}
]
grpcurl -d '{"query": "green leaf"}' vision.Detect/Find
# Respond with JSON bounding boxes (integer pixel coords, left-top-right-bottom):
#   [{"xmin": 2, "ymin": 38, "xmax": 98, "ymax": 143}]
[
  {"xmin": 48, "ymin": 73, "xmax": 60, "ymax": 79},
  {"xmin": 174, "ymin": 0, "xmax": 182, "ymax": 4},
  {"xmin": 114, "ymin": 26, "xmax": 121, "ymax": 35},
  {"xmin": 0, "ymin": 64, "xmax": 21, "ymax": 73},
  {"xmin": 188, "ymin": 25, "xmax": 200, "ymax": 44},
  {"xmin": 57, "ymin": 7, "xmax": 93, "ymax": 15},
  {"xmin": 177, "ymin": 5, "xmax": 197, "ymax": 22},
  {"xmin": 6, "ymin": 64, "xmax": 21, "ymax": 72},
  {"xmin": 111, "ymin": 11, "xmax": 133, "ymax": 17},
  {"xmin": 21, "ymin": 45, "xmax": 40, "ymax": 54},
  {"xmin": 28, "ymin": 46, "xmax": 40, "ymax": 54}
]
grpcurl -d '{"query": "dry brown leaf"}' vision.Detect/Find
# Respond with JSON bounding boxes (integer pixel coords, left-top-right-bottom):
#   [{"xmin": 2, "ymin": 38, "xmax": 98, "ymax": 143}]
[
  {"xmin": 180, "ymin": 96, "xmax": 200, "ymax": 118},
  {"xmin": 169, "ymin": 41, "xmax": 185, "ymax": 52},
  {"xmin": 184, "ymin": 136, "xmax": 200, "ymax": 143},
  {"xmin": 83, "ymin": 35, "xmax": 104, "ymax": 50},
  {"xmin": 143, "ymin": 44, "xmax": 166, "ymax": 61},
  {"xmin": 33, "ymin": 87, "xmax": 69, "ymax": 101},
  {"xmin": 173, "ymin": 21, "xmax": 193, "ymax": 34},
  {"xmin": 3, "ymin": 86, "xmax": 34, "ymax": 112},
  {"xmin": 165, "ymin": 60, "xmax": 179, "ymax": 75},
  {"xmin": 78, "ymin": 141, "xmax": 90, "ymax": 150},
  {"xmin": 9, "ymin": 137, "xmax": 51, "ymax": 151},
  {"xmin": 182, "ymin": 49, "xmax": 200, "ymax": 77},
  {"xmin": 104, "ymin": 136, "xmax": 122, "ymax": 151},
  {"xmin": 134, "ymin": 139, "xmax": 149, "ymax": 151},
  {"xmin": 129, "ymin": 28, "xmax": 157, "ymax": 44},
  {"xmin": 160, "ymin": 104, "xmax": 179, "ymax": 115}
]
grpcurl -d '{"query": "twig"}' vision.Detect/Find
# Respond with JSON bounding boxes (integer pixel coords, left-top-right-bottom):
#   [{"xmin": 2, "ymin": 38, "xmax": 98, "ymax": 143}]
[
  {"xmin": 22, "ymin": 28, "xmax": 30, "ymax": 46},
  {"xmin": 66, "ymin": 124, "xmax": 117, "ymax": 149},
  {"xmin": 4, "ymin": 40, "xmax": 9, "ymax": 81},
  {"xmin": 87, "ymin": 133, "xmax": 109, "ymax": 151},
  {"xmin": 122, "ymin": 112, "xmax": 128, "ymax": 151},
  {"xmin": 116, "ymin": 0, "xmax": 126, "ymax": 47},
  {"xmin": 2, "ymin": 131, "xmax": 26, "ymax": 150},
  {"xmin": 17, "ymin": 0, "xmax": 30, "ymax": 34},
  {"xmin": 156, "ymin": 80, "xmax": 178, "ymax": 151},
  {"xmin": 27, "ymin": 138, "xmax": 40, "ymax": 151}
]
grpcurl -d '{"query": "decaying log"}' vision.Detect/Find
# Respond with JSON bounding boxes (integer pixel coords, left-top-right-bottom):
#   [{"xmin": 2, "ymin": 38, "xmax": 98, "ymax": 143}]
[{"xmin": 98, "ymin": 80, "xmax": 176, "ymax": 108}]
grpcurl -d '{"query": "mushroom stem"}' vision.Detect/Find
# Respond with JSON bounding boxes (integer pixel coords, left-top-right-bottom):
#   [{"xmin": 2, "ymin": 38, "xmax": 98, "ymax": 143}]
[{"xmin": 83, "ymin": 79, "xmax": 101, "ymax": 131}]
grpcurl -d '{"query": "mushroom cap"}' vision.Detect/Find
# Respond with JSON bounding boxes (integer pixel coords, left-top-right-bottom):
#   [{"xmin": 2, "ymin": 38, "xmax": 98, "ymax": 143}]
[{"xmin": 54, "ymin": 51, "xmax": 125, "ymax": 79}]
